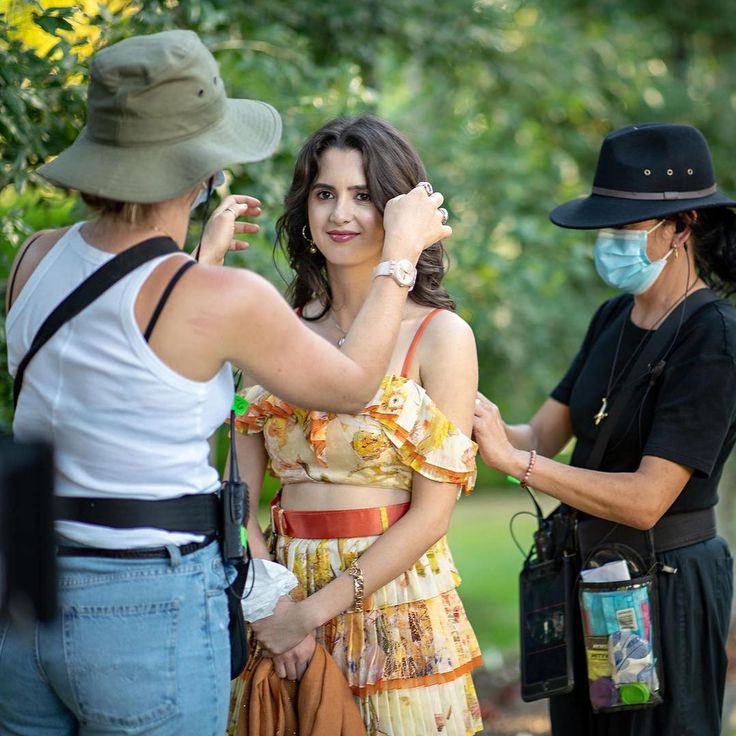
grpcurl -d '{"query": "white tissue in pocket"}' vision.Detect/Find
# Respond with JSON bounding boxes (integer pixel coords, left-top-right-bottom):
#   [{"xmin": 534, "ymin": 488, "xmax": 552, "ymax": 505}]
[
  {"xmin": 241, "ymin": 558, "xmax": 299, "ymax": 622},
  {"xmin": 580, "ymin": 559, "xmax": 631, "ymax": 583}
]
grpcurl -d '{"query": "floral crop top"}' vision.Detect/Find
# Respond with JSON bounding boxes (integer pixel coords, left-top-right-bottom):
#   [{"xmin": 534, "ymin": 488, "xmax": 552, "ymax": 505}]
[
  {"xmin": 233, "ymin": 374, "xmax": 477, "ymax": 495},
  {"xmin": 232, "ymin": 308, "xmax": 478, "ymax": 495}
]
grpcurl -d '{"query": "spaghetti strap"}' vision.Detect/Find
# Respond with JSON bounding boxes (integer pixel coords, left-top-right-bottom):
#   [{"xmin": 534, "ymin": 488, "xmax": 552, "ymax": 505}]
[
  {"xmin": 144, "ymin": 259, "xmax": 196, "ymax": 342},
  {"xmin": 400, "ymin": 308, "xmax": 442, "ymax": 378},
  {"xmin": 7, "ymin": 232, "xmax": 43, "ymax": 311}
]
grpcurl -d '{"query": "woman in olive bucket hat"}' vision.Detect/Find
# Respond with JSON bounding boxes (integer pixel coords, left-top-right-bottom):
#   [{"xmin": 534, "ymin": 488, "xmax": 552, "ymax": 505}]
[
  {"xmin": 474, "ymin": 123, "xmax": 736, "ymax": 736},
  {"xmin": 0, "ymin": 29, "xmax": 450, "ymax": 734}
]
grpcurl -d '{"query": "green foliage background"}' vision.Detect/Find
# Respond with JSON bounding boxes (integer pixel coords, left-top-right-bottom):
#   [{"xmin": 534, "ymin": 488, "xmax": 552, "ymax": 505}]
[
  {"xmin": 4, "ymin": 0, "xmax": 736, "ymax": 666},
  {"xmin": 4, "ymin": 0, "xmax": 736, "ymax": 435}
]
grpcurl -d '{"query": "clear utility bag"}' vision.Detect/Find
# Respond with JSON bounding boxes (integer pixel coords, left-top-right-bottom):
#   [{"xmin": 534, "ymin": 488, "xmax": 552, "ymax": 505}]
[{"xmin": 577, "ymin": 535, "xmax": 665, "ymax": 713}]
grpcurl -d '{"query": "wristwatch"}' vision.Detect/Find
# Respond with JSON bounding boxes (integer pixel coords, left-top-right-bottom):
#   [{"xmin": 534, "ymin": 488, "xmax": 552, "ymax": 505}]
[{"xmin": 372, "ymin": 259, "xmax": 417, "ymax": 289}]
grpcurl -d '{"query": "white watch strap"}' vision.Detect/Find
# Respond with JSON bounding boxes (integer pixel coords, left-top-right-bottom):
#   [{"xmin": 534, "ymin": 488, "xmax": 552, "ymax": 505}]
[{"xmin": 373, "ymin": 260, "xmax": 394, "ymax": 279}]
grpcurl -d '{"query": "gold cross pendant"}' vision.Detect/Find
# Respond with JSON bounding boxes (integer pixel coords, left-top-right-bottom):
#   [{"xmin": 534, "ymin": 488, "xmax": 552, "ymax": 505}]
[{"xmin": 594, "ymin": 397, "xmax": 608, "ymax": 426}]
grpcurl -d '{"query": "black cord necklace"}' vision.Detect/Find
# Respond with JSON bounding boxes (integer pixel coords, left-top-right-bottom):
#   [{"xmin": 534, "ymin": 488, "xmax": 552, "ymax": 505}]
[{"xmin": 593, "ymin": 281, "xmax": 697, "ymax": 426}]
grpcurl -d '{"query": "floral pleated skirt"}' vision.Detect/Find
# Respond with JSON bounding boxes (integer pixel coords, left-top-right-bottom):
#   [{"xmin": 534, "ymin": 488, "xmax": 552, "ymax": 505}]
[{"xmin": 231, "ymin": 532, "xmax": 484, "ymax": 736}]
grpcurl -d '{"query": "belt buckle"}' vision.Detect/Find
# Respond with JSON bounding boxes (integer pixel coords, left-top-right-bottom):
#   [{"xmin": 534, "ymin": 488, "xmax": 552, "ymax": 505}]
[{"xmin": 271, "ymin": 504, "xmax": 287, "ymax": 536}]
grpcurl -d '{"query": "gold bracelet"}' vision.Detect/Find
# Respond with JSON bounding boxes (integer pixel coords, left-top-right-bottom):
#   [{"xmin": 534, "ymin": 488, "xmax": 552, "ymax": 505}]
[{"xmin": 346, "ymin": 560, "xmax": 364, "ymax": 612}]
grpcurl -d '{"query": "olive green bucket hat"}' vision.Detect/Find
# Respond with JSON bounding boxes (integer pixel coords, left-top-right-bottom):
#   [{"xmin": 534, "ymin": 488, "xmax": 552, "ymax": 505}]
[{"xmin": 37, "ymin": 30, "xmax": 282, "ymax": 203}]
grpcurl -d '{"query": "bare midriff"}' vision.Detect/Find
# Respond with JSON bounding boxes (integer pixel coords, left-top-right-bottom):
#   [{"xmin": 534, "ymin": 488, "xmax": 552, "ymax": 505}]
[{"xmin": 280, "ymin": 481, "xmax": 410, "ymax": 511}]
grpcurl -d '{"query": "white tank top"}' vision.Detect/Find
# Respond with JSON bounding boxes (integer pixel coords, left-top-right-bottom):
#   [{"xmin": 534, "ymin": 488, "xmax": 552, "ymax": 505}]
[{"xmin": 7, "ymin": 222, "xmax": 233, "ymax": 548}]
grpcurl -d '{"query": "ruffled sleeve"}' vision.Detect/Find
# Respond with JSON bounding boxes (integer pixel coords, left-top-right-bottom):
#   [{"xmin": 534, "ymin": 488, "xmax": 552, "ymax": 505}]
[
  {"xmin": 232, "ymin": 385, "xmax": 293, "ymax": 435},
  {"xmin": 366, "ymin": 375, "xmax": 478, "ymax": 494}
]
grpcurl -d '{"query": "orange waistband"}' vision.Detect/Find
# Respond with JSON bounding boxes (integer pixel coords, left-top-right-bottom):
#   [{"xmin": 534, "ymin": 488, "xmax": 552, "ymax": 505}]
[{"xmin": 270, "ymin": 495, "xmax": 410, "ymax": 539}]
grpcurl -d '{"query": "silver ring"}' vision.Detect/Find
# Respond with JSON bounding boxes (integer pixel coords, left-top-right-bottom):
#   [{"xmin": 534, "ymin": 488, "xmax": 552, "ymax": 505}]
[
  {"xmin": 438, "ymin": 207, "xmax": 448, "ymax": 225},
  {"xmin": 223, "ymin": 206, "xmax": 236, "ymax": 217},
  {"xmin": 417, "ymin": 181, "xmax": 433, "ymax": 196}
]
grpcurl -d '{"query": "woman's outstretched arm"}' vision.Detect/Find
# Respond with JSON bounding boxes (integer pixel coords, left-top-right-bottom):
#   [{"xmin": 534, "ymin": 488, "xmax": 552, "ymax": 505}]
[{"xmin": 474, "ymin": 394, "xmax": 692, "ymax": 529}]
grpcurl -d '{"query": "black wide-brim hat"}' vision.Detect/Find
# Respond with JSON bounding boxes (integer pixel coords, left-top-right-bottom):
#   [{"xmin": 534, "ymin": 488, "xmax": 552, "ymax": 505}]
[{"xmin": 550, "ymin": 123, "xmax": 736, "ymax": 229}]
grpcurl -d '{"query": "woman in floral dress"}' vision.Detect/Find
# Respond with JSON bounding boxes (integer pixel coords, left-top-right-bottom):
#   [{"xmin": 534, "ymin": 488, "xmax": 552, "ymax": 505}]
[{"xmin": 230, "ymin": 115, "xmax": 483, "ymax": 736}]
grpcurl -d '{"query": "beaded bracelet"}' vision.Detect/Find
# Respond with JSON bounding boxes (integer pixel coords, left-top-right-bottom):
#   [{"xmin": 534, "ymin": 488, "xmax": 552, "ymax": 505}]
[
  {"xmin": 346, "ymin": 560, "xmax": 364, "ymax": 612},
  {"xmin": 520, "ymin": 449, "xmax": 537, "ymax": 489}
]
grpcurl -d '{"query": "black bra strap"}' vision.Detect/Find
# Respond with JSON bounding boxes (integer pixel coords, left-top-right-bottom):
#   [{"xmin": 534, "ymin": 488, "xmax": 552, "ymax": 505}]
[
  {"xmin": 7, "ymin": 233, "xmax": 44, "ymax": 310},
  {"xmin": 144, "ymin": 259, "xmax": 197, "ymax": 342}
]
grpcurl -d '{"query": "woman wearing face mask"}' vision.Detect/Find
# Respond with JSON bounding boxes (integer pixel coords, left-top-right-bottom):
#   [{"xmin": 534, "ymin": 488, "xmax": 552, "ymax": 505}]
[{"xmin": 473, "ymin": 123, "xmax": 736, "ymax": 736}]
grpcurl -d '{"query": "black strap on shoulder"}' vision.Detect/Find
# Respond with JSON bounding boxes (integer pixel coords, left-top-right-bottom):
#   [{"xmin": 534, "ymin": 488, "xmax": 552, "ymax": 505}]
[
  {"xmin": 144, "ymin": 259, "xmax": 197, "ymax": 342},
  {"xmin": 585, "ymin": 288, "xmax": 719, "ymax": 470},
  {"xmin": 7, "ymin": 232, "xmax": 44, "ymax": 311},
  {"xmin": 13, "ymin": 236, "xmax": 179, "ymax": 409}
]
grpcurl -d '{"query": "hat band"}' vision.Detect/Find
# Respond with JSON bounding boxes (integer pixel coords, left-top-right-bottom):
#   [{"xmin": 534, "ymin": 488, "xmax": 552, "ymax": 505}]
[{"xmin": 591, "ymin": 184, "xmax": 717, "ymax": 201}]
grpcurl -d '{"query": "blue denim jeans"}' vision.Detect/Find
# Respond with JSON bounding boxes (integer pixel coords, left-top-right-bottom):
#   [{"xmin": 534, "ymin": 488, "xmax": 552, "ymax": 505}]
[{"xmin": 0, "ymin": 540, "xmax": 230, "ymax": 735}]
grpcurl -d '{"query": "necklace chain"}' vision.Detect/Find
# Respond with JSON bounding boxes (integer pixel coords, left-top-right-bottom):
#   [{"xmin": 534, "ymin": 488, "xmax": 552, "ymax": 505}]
[
  {"xmin": 330, "ymin": 311, "xmax": 348, "ymax": 348},
  {"xmin": 147, "ymin": 222, "xmax": 175, "ymax": 241},
  {"xmin": 594, "ymin": 285, "xmax": 697, "ymax": 426}
]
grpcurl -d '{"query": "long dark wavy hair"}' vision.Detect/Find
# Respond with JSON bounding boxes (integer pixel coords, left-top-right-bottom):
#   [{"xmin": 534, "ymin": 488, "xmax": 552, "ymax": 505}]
[{"xmin": 275, "ymin": 114, "xmax": 455, "ymax": 317}]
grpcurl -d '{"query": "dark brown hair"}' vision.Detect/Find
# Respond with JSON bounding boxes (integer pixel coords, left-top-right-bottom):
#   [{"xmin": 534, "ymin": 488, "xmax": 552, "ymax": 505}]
[{"xmin": 275, "ymin": 114, "xmax": 455, "ymax": 316}]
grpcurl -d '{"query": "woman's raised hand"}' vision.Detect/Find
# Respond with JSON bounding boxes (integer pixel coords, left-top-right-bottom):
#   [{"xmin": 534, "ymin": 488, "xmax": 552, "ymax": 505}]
[
  {"xmin": 382, "ymin": 182, "xmax": 452, "ymax": 262},
  {"xmin": 198, "ymin": 194, "xmax": 263, "ymax": 266}
]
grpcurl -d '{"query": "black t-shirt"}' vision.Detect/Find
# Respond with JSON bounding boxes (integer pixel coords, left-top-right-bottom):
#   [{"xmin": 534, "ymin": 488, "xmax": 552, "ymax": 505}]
[{"xmin": 551, "ymin": 290, "xmax": 736, "ymax": 515}]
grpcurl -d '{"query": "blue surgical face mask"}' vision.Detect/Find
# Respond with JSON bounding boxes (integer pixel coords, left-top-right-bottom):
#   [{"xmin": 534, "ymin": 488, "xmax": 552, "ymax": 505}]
[
  {"xmin": 593, "ymin": 220, "xmax": 674, "ymax": 294},
  {"xmin": 191, "ymin": 170, "xmax": 226, "ymax": 210}
]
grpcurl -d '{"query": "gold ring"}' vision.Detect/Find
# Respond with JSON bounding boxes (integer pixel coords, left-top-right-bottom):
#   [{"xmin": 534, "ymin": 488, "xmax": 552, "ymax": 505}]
[
  {"xmin": 438, "ymin": 207, "xmax": 448, "ymax": 225},
  {"xmin": 417, "ymin": 181, "xmax": 433, "ymax": 196}
]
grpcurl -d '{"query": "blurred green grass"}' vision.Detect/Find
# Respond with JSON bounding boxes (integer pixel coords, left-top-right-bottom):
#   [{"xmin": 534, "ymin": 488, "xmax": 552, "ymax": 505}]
[{"xmin": 448, "ymin": 485, "xmax": 558, "ymax": 664}]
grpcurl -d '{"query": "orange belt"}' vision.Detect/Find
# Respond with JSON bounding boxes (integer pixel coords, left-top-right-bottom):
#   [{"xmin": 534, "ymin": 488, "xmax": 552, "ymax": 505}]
[{"xmin": 270, "ymin": 494, "xmax": 410, "ymax": 539}]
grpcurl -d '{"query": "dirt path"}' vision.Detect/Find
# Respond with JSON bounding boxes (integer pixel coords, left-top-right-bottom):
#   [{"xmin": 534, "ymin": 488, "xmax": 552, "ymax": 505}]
[{"xmin": 474, "ymin": 643, "xmax": 736, "ymax": 736}]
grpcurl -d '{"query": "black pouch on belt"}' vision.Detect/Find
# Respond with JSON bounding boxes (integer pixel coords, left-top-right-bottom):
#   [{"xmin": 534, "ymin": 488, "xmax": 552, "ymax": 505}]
[{"xmin": 519, "ymin": 496, "xmax": 578, "ymax": 702}]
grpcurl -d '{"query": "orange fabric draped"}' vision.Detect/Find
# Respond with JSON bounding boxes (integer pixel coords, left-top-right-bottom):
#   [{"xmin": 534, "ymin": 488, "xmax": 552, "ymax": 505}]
[{"xmin": 238, "ymin": 645, "xmax": 366, "ymax": 736}]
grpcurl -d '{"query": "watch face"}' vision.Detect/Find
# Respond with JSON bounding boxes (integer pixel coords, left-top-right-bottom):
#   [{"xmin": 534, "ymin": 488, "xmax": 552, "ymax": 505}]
[{"xmin": 394, "ymin": 259, "xmax": 415, "ymax": 286}]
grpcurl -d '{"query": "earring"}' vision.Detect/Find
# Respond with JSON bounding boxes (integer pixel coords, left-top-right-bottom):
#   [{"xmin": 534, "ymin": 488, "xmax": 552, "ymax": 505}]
[{"xmin": 302, "ymin": 224, "xmax": 317, "ymax": 254}]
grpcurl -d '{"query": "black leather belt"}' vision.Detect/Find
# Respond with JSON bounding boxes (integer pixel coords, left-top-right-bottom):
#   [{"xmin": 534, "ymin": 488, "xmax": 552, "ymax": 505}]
[
  {"xmin": 55, "ymin": 493, "xmax": 219, "ymax": 535},
  {"xmin": 577, "ymin": 507, "xmax": 716, "ymax": 556},
  {"xmin": 57, "ymin": 536, "xmax": 215, "ymax": 559}
]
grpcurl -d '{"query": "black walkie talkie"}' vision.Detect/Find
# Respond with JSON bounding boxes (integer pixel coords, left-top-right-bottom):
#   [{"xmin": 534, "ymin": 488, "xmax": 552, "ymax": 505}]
[
  {"xmin": 222, "ymin": 389, "xmax": 251, "ymax": 678},
  {"xmin": 533, "ymin": 522, "xmax": 553, "ymax": 562},
  {"xmin": 221, "ymin": 394, "xmax": 248, "ymax": 561}
]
